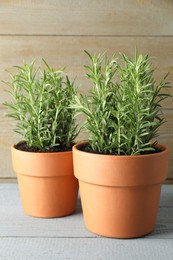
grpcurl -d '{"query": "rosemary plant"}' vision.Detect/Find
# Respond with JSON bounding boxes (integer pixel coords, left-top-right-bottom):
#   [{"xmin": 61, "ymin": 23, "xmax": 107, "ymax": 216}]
[
  {"xmin": 72, "ymin": 51, "xmax": 171, "ymax": 155},
  {"xmin": 4, "ymin": 60, "xmax": 78, "ymax": 151}
]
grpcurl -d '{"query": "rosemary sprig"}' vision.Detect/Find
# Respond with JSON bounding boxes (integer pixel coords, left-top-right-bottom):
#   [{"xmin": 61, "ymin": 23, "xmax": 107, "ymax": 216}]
[
  {"xmin": 72, "ymin": 50, "xmax": 171, "ymax": 155},
  {"xmin": 4, "ymin": 60, "xmax": 79, "ymax": 151}
]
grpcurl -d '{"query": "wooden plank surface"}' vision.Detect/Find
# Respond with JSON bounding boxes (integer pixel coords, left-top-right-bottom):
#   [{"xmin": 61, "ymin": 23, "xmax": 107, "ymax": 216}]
[
  {"xmin": 1, "ymin": 36, "xmax": 173, "ymax": 105},
  {"xmin": 0, "ymin": 109, "xmax": 18, "ymax": 178},
  {"xmin": 0, "ymin": 184, "xmax": 172, "ymax": 238},
  {"xmin": 1, "ymin": 36, "xmax": 172, "ymax": 179},
  {"xmin": 0, "ymin": 184, "xmax": 173, "ymax": 260},
  {"xmin": 0, "ymin": 238, "xmax": 173, "ymax": 260},
  {"xmin": 0, "ymin": 0, "xmax": 173, "ymax": 180},
  {"xmin": 0, "ymin": 0, "xmax": 172, "ymax": 36}
]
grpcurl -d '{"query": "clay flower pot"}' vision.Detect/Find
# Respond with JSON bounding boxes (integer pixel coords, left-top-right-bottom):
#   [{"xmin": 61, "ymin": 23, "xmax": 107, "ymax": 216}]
[
  {"xmin": 73, "ymin": 142, "xmax": 169, "ymax": 238},
  {"xmin": 12, "ymin": 145, "xmax": 79, "ymax": 218}
]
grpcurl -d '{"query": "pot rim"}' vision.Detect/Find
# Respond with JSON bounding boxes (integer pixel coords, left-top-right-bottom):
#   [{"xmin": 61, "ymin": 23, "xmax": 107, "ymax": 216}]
[
  {"xmin": 12, "ymin": 144, "xmax": 73, "ymax": 156},
  {"xmin": 11, "ymin": 144, "xmax": 74, "ymax": 177},
  {"xmin": 73, "ymin": 141, "xmax": 170, "ymax": 187},
  {"xmin": 73, "ymin": 141, "xmax": 169, "ymax": 159}
]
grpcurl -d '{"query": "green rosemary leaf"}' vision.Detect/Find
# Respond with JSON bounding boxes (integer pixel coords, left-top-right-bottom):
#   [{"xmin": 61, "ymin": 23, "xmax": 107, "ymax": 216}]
[{"xmin": 4, "ymin": 60, "xmax": 78, "ymax": 150}]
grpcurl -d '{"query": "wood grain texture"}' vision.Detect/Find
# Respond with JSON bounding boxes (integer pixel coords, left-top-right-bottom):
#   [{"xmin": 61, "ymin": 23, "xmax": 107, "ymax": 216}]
[
  {"xmin": 1, "ymin": 36, "xmax": 173, "ymax": 179},
  {"xmin": 159, "ymin": 110, "xmax": 173, "ymax": 137},
  {"xmin": 0, "ymin": 184, "xmax": 173, "ymax": 260},
  {"xmin": 0, "ymin": 184, "xmax": 172, "ymax": 238},
  {"xmin": 0, "ymin": 0, "xmax": 172, "ymax": 36},
  {"xmin": 0, "ymin": 109, "xmax": 18, "ymax": 178},
  {"xmin": 158, "ymin": 136, "xmax": 173, "ymax": 179},
  {"xmin": 0, "ymin": 36, "xmax": 173, "ymax": 105},
  {"xmin": 1, "ymin": 238, "xmax": 173, "ymax": 260},
  {"xmin": 0, "ymin": 1, "xmax": 173, "ymax": 180}
]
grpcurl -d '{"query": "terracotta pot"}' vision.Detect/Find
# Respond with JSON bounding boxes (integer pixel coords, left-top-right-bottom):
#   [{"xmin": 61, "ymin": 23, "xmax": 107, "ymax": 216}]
[
  {"xmin": 12, "ymin": 145, "xmax": 79, "ymax": 218},
  {"xmin": 73, "ymin": 142, "xmax": 169, "ymax": 238}
]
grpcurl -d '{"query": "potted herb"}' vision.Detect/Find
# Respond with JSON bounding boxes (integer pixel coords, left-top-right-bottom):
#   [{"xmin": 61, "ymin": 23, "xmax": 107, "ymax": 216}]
[
  {"xmin": 4, "ymin": 60, "xmax": 79, "ymax": 218},
  {"xmin": 72, "ymin": 51, "xmax": 171, "ymax": 238}
]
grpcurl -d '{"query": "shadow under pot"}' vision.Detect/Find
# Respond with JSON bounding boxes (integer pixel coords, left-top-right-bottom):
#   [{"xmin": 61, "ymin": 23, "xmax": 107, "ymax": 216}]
[
  {"xmin": 73, "ymin": 141, "xmax": 169, "ymax": 238},
  {"xmin": 12, "ymin": 145, "xmax": 79, "ymax": 218}
]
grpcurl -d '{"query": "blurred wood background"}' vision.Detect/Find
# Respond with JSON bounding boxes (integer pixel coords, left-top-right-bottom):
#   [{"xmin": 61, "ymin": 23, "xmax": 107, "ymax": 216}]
[{"xmin": 0, "ymin": 0, "xmax": 173, "ymax": 182}]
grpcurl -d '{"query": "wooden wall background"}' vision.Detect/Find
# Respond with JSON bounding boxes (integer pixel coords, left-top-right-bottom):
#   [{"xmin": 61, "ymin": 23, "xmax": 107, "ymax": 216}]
[{"xmin": 0, "ymin": 0, "xmax": 173, "ymax": 182}]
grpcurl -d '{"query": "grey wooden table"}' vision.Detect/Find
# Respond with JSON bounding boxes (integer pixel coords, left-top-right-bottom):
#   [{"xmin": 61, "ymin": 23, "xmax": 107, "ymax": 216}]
[{"xmin": 0, "ymin": 184, "xmax": 173, "ymax": 260}]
